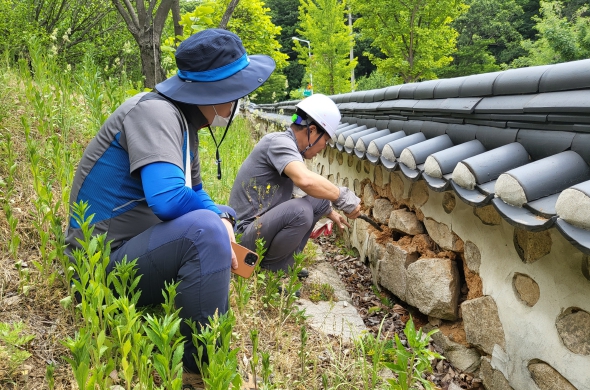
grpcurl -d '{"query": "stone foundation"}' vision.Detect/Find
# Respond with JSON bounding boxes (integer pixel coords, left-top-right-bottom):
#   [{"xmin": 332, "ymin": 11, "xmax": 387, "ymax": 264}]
[{"xmin": 311, "ymin": 147, "xmax": 590, "ymax": 390}]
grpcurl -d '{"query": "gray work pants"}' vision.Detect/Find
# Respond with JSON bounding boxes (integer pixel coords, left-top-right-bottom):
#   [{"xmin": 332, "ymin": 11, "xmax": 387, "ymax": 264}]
[{"xmin": 238, "ymin": 196, "xmax": 330, "ymax": 272}]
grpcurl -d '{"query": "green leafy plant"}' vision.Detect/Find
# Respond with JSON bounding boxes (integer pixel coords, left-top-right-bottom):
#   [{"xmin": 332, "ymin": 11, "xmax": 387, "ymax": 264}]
[
  {"xmin": 191, "ymin": 310, "xmax": 242, "ymax": 390},
  {"xmin": 307, "ymin": 282, "xmax": 335, "ymax": 303},
  {"xmin": 249, "ymin": 329, "xmax": 260, "ymax": 390},
  {"xmin": 0, "ymin": 321, "xmax": 35, "ymax": 380},
  {"xmin": 299, "ymin": 325, "xmax": 308, "ymax": 377},
  {"xmin": 355, "ymin": 319, "xmax": 393, "ymax": 390},
  {"xmin": 384, "ymin": 317, "xmax": 443, "ymax": 390}
]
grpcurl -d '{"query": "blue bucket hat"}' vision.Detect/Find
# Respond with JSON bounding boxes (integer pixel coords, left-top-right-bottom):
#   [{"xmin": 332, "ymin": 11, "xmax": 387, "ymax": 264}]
[{"xmin": 156, "ymin": 29, "xmax": 276, "ymax": 105}]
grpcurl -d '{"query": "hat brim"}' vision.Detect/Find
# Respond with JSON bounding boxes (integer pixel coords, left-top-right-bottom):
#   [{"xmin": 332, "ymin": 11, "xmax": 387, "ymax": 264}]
[{"xmin": 155, "ymin": 54, "xmax": 276, "ymax": 105}]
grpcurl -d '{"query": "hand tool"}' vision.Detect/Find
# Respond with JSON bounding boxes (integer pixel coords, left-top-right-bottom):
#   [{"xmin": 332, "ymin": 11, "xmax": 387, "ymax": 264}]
[{"xmin": 358, "ymin": 213, "xmax": 383, "ymax": 231}]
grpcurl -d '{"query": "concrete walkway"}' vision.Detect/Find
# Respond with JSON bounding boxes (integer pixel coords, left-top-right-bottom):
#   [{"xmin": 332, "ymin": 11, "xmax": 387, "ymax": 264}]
[{"xmin": 297, "ymin": 252, "xmax": 367, "ymax": 341}]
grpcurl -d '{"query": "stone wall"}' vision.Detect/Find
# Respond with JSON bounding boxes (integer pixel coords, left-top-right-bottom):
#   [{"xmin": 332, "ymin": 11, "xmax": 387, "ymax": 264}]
[
  {"xmin": 249, "ymin": 114, "xmax": 590, "ymax": 389},
  {"xmin": 314, "ymin": 147, "xmax": 590, "ymax": 390}
]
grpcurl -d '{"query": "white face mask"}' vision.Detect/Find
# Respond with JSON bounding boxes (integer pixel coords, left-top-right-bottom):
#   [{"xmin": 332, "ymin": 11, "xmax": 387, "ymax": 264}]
[{"xmin": 210, "ymin": 100, "xmax": 239, "ymax": 127}]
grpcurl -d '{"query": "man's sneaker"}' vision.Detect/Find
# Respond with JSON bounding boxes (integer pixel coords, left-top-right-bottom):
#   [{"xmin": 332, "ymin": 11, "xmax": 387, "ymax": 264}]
[{"xmin": 297, "ymin": 268, "xmax": 309, "ymax": 279}]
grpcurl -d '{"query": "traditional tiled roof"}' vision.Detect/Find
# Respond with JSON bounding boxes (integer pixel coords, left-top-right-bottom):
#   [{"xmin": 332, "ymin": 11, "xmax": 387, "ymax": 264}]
[{"xmin": 251, "ymin": 59, "xmax": 590, "ymax": 254}]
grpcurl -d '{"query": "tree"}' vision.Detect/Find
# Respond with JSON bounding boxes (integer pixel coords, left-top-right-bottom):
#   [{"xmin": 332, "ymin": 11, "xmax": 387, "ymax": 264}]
[
  {"xmin": 451, "ymin": 0, "xmax": 525, "ymax": 67},
  {"xmin": 352, "ymin": 0, "xmax": 467, "ymax": 83},
  {"xmin": 513, "ymin": 0, "xmax": 590, "ymax": 66},
  {"xmin": 296, "ymin": 0, "xmax": 357, "ymax": 95},
  {"xmin": 0, "ymin": 0, "xmax": 127, "ymax": 67},
  {"xmin": 437, "ymin": 38, "xmax": 500, "ymax": 78},
  {"xmin": 266, "ymin": 0, "xmax": 306, "ymax": 98},
  {"xmin": 112, "ymin": 0, "xmax": 178, "ymax": 88},
  {"xmin": 219, "ymin": 0, "xmax": 240, "ymax": 29}
]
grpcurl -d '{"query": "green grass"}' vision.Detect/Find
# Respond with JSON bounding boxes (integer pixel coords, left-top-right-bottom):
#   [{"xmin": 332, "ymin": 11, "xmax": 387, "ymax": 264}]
[
  {"xmin": 198, "ymin": 118, "xmax": 257, "ymax": 204},
  {"xmin": 0, "ymin": 44, "xmax": 442, "ymax": 390}
]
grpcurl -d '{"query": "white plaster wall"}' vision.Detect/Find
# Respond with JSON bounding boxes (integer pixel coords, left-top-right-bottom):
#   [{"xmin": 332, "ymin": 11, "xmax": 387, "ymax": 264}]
[
  {"xmin": 422, "ymin": 191, "xmax": 590, "ymax": 390},
  {"xmin": 311, "ymin": 147, "xmax": 590, "ymax": 390}
]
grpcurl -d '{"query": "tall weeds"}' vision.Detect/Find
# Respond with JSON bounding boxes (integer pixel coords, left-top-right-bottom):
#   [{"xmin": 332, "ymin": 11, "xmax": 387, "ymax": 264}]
[{"xmin": 0, "ymin": 41, "xmax": 444, "ymax": 390}]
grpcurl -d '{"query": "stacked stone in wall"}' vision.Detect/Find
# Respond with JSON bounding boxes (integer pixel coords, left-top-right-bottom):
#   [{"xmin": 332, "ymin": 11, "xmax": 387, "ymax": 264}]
[{"xmin": 248, "ymin": 113, "xmax": 590, "ymax": 390}]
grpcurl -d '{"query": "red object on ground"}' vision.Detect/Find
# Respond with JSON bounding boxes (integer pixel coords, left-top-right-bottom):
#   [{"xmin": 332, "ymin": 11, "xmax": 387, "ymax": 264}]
[{"xmin": 310, "ymin": 219, "xmax": 333, "ymax": 239}]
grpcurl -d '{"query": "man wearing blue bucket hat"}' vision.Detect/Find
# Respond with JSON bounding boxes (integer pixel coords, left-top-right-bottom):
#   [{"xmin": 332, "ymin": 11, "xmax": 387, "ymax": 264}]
[{"xmin": 66, "ymin": 29, "xmax": 275, "ymax": 378}]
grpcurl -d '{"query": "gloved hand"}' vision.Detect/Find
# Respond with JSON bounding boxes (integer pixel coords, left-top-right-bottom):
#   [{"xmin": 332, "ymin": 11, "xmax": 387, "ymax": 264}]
[{"xmin": 333, "ymin": 186, "xmax": 360, "ymax": 215}]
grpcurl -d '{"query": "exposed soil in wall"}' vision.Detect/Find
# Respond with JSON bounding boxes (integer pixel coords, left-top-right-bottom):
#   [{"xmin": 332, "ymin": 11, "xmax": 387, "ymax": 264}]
[{"xmin": 439, "ymin": 321, "xmax": 469, "ymax": 346}]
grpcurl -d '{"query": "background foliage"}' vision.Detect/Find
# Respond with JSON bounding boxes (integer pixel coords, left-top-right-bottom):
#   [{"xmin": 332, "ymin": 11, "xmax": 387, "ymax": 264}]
[
  {"xmin": 0, "ymin": 0, "xmax": 588, "ymax": 106},
  {"xmin": 296, "ymin": 0, "xmax": 356, "ymax": 95}
]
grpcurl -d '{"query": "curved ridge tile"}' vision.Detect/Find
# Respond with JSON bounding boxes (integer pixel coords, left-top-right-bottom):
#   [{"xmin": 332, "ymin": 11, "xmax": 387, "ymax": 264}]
[
  {"xmin": 495, "ymin": 151, "xmax": 590, "ymax": 207},
  {"xmin": 399, "ymin": 83, "xmax": 419, "ymax": 98},
  {"xmin": 571, "ymin": 133, "xmax": 590, "ymax": 165},
  {"xmin": 402, "ymin": 120, "xmax": 425, "ymax": 135},
  {"xmin": 539, "ymin": 59, "xmax": 590, "ymax": 92},
  {"xmin": 387, "ymin": 120, "xmax": 406, "ymax": 132},
  {"xmin": 414, "ymin": 79, "xmax": 442, "ymax": 99},
  {"xmin": 433, "ymin": 77, "xmax": 468, "ymax": 98},
  {"xmin": 475, "ymin": 127, "xmax": 519, "ymax": 150},
  {"xmin": 366, "ymin": 131, "xmax": 407, "ymax": 164},
  {"xmin": 383, "ymin": 85, "xmax": 402, "ymax": 100},
  {"xmin": 492, "ymin": 65, "xmax": 552, "ymax": 95},
  {"xmin": 355, "ymin": 129, "xmax": 392, "ymax": 159},
  {"xmin": 398, "ymin": 135, "xmax": 454, "ymax": 180},
  {"xmin": 425, "ymin": 140, "xmax": 487, "ymax": 178},
  {"xmin": 455, "ymin": 142, "xmax": 530, "ymax": 189},
  {"xmin": 380, "ymin": 133, "xmax": 426, "ymax": 171},
  {"xmin": 401, "ymin": 135, "xmax": 453, "ymax": 169},
  {"xmin": 421, "ymin": 121, "xmax": 449, "ymax": 138},
  {"xmin": 335, "ymin": 125, "xmax": 367, "ymax": 150},
  {"xmin": 491, "ymin": 197, "xmax": 556, "ymax": 232},
  {"xmin": 459, "ymin": 71, "xmax": 502, "ymax": 97},
  {"xmin": 344, "ymin": 127, "xmax": 380, "ymax": 154},
  {"xmin": 516, "ymin": 130, "xmax": 576, "ymax": 161},
  {"xmin": 446, "ymin": 123, "xmax": 478, "ymax": 144}
]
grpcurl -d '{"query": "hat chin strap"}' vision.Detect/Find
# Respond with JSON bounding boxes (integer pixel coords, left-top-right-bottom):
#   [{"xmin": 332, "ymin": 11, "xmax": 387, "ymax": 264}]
[
  {"xmin": 208, "ymin": 101, "xmax": 239, "ymax": 180},
  {"xmin": 299, "ymin": 123, "xmax": 323, "ymax": 156}
]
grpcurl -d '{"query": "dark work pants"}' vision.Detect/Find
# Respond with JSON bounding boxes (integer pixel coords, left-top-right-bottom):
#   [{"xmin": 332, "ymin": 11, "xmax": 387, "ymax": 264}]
[
  {"xmin": 239, "ymin": 196, "xmax": 330, "ymax": 272},
  {"xmin": 108, "ymin": 206, "xmax": 234, "ymax": 373}
]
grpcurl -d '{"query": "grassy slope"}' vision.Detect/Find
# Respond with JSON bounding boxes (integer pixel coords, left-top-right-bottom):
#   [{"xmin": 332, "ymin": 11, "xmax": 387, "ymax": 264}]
[
  {"xmin": 0, "ymin": 48, "xmax": 434, "ymax": 389},
  {"xmin": 0, "ymin": 57, "xmax": 396, "ymax": 390}
]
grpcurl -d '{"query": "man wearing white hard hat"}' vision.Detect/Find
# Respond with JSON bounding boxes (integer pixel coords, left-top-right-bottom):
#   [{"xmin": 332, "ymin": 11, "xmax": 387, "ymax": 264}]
[{"xmin": 229, "ymin": 93, "xmax": 361, "ymax": 273}]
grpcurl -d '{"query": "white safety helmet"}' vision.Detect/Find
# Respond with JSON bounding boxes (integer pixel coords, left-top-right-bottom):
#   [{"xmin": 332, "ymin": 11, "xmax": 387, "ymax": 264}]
[{"xmin": 295, "ymin": 94, "xmax": 341, "ymax": 142}]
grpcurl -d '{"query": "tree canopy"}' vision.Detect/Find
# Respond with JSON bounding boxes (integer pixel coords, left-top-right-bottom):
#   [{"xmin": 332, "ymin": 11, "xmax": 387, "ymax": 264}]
[
  {"xmin": 296, "ymin": 0, "xmax": 356, "ymax": 95},
  {"xmin": 352, "ymin": 0, "xmax": 467, "ymax": 83},
  {"xmin": 513, "ymin": 0, "xmax": 590, "ymax": 66},
  {"xmin": 0, "ymin": 0, "xmax": 587, "ymax": 98}
]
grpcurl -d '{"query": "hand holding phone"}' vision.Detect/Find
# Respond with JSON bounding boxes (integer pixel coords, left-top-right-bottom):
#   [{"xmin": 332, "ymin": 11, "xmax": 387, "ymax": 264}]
[{"xmin": 230, "ymin": 242, "xmax": 260, "ymax": 278}]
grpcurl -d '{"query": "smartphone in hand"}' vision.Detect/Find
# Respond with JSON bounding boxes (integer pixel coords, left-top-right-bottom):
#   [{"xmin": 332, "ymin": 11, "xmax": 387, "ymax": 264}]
[{"xmin": 230, "ymin": 242, "xmax": 260, "ymax": 278}]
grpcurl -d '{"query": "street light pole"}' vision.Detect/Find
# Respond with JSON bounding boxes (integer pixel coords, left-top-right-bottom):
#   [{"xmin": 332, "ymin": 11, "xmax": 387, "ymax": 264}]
[{"xmin": 292, "ymin": 36, "xmax": 313, "ymax": 95}]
